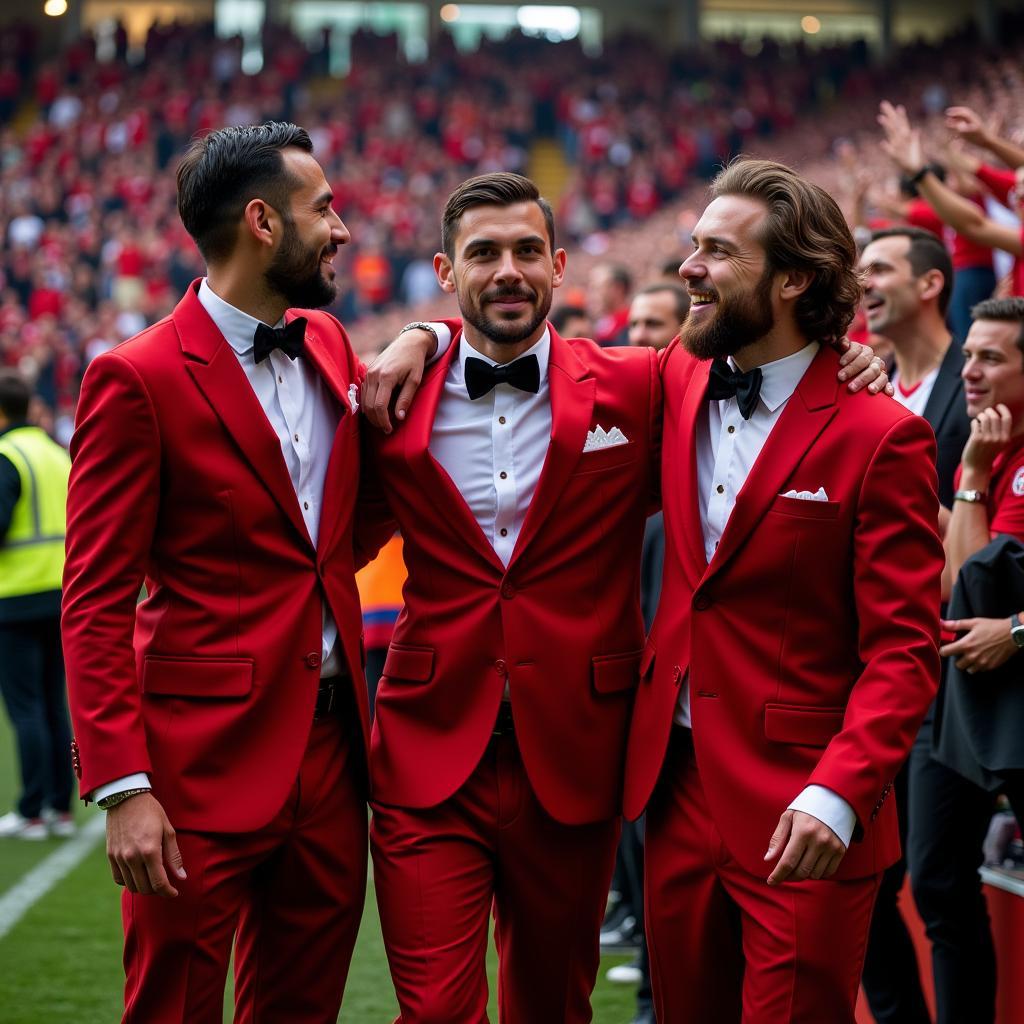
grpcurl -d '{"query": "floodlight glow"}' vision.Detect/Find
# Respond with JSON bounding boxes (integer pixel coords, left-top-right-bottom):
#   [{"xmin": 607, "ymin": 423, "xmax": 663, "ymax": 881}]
[
  {"xmin": 44, "ymin": 0, "xmax": 68, "ymax": 15},
  {"xmin": 518, "ymin": 6, "xmax": 581, "ymax": 38},
  {"xmin": 801, "ymin": 16, "xmax": 821, "ymax": 34},
  {"xmin": 440, "ymin": 4, "xmax": 460, "ymax": 22}
]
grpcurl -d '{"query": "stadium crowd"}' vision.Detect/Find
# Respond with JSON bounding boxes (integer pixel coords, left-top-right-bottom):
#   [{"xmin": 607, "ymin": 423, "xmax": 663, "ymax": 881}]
[{"xmin": 2, "ymin": 8, "xmax": 1024, "ymax": 1024}]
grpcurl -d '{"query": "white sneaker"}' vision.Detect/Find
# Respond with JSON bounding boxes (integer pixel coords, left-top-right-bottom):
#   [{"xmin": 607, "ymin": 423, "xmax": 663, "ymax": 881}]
[
  {"xmin": 0, "ymin": 811, "xmax": 48, "ymax": 840},
  {"xmin": 42, "ymin": 809, "xmax": 77, "ymax": 838},
  {"xmin": 605, "ymin": 963, "xmax": 643, "ymax": 985}
]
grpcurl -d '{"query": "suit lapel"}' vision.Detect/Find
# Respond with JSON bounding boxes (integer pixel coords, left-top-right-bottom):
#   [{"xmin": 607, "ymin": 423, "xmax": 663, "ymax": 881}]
[
  {"xmin": 175, "ymin": 285, "xmax": 314, "ymax": 550},
  {"xmin": 703, "ymin": 346, "xmax": 839, "ymax": 582},
  {"xmin": 671, "ymin": 355, "xmax": 715, "ymax": 582},
  {"xmin": 921, "ymin": 341, "xmax": 964, "ymax": 438},
  {"xmin": 403, "ymin": 335, "xmax": 507, "ymax": 573},
  {"xmin": 508, "ymin": 330, "xmax": 594, "ymax": 569}
]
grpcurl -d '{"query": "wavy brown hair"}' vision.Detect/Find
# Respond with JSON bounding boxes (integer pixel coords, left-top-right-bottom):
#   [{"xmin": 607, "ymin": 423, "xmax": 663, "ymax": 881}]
[{"xmin": 711, "ymin": 159, "xmax": 862, "ymax": 346}]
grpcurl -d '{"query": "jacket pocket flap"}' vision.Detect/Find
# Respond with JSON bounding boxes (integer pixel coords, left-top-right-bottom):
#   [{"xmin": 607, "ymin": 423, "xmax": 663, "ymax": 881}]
[
  {"xmin": 142, "ymin": 656, "xmax": 254, "ymax": 698},
  {"xmin": 764, "ymin": 703, "xmax": 845, "ymax": 747},
  {"xmin": 592, "ymin": 650, "xmax": 643, "ymax": 694},
  {"xmin": 383, "ymin": 644, "xmax": 434, "ymax": 682}
]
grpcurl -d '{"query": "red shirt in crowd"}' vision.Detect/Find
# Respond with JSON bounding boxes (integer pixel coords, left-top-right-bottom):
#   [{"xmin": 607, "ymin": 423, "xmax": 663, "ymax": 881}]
[{"xmin": 955, "ymin": 435, "xmax": 1024, "ymax": 540}]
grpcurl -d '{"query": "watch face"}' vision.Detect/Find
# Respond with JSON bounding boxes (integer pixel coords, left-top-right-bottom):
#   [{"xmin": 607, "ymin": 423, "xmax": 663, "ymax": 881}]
[{"xmin": 1013, "ymin": 625, "xmax": 1024, "ymax": 649}]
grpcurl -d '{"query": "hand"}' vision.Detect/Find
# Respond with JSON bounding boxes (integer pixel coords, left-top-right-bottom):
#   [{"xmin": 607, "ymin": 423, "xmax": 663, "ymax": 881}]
[
  {"xmin": 106, "ymin": 792, "xmax": 185, "ymax": 898},
  {"xmin": 764, "ymin": 809, "xmax": 846, "ymax": 885},
  {"xmin": 945, "ymin": 105, "xmax": 991, "ymax": 147},
  {"xmin": 362, "ymin": 328, "xmax": 437, "ymax": 434},
  {"xmin": 878, "ymin": 100, "xmax": 925, "ymax": 176},
  {"xmin": 961, "ymin": 404, "xmax": 1014, "ymax": 480},
  {"xmin": 837, "ymin": 340, "xmax": 893, "ymax": 395},
  {"xmin": 940, "ymin": 616, "xmax": 1018, "ymax": 673}
]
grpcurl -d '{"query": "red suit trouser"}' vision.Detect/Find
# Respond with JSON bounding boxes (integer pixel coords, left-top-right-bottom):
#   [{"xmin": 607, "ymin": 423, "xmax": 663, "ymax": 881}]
[
  {"xmin": 645, "ymin": 728, "xmax": 882, "ymax": 1024},
  {"xmin": 370, "ymin": 731, "xmax": 620, "ymax": 1024},
  {"xmin": 120, "ymin": 716, "xmax": 368, "ymax": 1024}
]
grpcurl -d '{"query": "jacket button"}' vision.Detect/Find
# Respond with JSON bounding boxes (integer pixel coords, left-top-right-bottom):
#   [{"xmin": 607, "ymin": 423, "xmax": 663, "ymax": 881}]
[
  {"xmin": 494, "ymin": 659, "xmax": 507, "ymax": 675},
  {"xmin": 501, "ymin": 583, "xmax": 516, "ymax": 599},
  {"xmin": 305, "ymin": 652, "xmax": 322, "ymax": 669},
  {"xmin": 693, "ymin": 594, "xmax": 711, "ymax": 611},
  {"xmin": 672, "ymin": 666, "xmax": 682, "ymax": 685}
]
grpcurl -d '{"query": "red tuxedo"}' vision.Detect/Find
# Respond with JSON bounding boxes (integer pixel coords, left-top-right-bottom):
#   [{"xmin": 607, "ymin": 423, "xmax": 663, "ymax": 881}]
[
  {"xmin": 626, "ymin": 341, "xmax": 943, "ymax": 1023},
  {"xmin": 358, "ymin": 325, "xmax": 660, "ymax": 1022},
  {"xmin": 62, "ymin": 282, "xmax": 372, "ymax": 1022}
]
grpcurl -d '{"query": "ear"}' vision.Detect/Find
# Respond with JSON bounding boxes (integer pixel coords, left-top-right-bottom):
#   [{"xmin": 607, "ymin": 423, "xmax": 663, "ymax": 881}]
[
  {"xmin": 778, "ymin": 268, "xmax": 812, "ymax": 303},
  {"xmin": 243, "ymin": 198, "xmax": 278, "ymax": 250},
  {"xmin": 434, "ymin": 252, "xmax": 456, "ymax": 294},
  {"xmin": 918, "ymin": 268, "xmax": 945, "ymax": 305},
  {"xmin": 552, "ymin": 248, "xmax": 567, "ymax": 289}
]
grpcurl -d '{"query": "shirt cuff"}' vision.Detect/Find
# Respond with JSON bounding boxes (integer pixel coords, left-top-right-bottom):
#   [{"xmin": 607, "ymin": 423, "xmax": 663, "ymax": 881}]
[
  {"xmin": 426, "ymin": 323, "xmax": 451, "ymax": 364},
  {"xmin": 787, "ymin": 784, "xmax": 856, "ymax": 848},
  {"xmin": 90, "ymin": 773, "xmax": 152, "ymax": 805}
]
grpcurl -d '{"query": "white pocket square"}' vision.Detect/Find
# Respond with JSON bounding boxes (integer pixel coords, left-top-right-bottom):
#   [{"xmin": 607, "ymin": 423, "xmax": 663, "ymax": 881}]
[
  {"xmin": 583, "ymin": 425, "xmax": 629, "ymax": 452},
  {"xmin": 348, "ymin": 383, "xmax": 360, "ymax": 414},
  {"xmin": 781, "ymin": 486, "xmax": 829, "ymax": 501}
]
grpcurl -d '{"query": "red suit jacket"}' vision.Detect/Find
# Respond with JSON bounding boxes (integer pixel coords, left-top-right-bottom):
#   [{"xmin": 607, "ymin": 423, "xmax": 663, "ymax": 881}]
[
  {"xmin": 62, "ymin": 283, "xmax": 371, "ymax": 833},
  {"xmin": 625, "ymin": 342, "xmax": 943, "ymax": 879},
  {"xmin": 357, "ymin": 325, "xmax": 660, "ymax": 825}
]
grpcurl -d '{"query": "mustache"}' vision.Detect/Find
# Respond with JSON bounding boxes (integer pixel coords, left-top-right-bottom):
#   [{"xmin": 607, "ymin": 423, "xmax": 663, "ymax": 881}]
[{"xmin": 482, "ymin": 286, "xmax": 536, "ymax": 303}]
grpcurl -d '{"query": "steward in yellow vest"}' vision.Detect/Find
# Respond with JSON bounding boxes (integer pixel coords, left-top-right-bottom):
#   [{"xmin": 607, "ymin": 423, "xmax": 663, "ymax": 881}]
[{"xmin": 0, "ymin": 370, "xmax": 75, "ymax": 839}]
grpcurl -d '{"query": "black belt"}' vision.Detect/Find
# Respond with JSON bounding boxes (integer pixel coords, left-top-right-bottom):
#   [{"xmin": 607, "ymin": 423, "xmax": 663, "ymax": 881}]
[
  {"xmin": 492, "ymin": 702, "xmax": 515, "ymax": 736},
  {"xmin": 314, "ymin": 675, "xmax": 347, "ymax": 721}
]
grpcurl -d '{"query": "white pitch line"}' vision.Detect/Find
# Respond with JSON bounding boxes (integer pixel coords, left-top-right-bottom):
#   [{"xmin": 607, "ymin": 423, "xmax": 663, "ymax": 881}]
[{"xmin": 0, "ymin": 814, "xmax": 105, "ymax": 940}]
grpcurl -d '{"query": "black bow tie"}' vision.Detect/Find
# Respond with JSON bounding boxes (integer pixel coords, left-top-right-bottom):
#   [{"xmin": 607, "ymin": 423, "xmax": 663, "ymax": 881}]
[
  {"xmin": 706, "ymin": 358, "xmax": 763, "ymax": 420},
  {"xmin": 465, "ymin": 353, "xmax": 541, "ymax": 401},
  {"xmin": 253, "ymin": 317, "xmax": 307, "ymax": 364}
]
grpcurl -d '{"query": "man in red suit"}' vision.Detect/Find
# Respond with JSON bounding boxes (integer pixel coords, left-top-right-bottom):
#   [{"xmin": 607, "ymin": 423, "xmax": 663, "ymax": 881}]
[
  {"xmin": 61, "ymin": 123, "xmax": 428, "ymax": 1023},
  {"xmin": 358, "ymin": 173, "xmax": 888, "ymax": 1024},
  {"xmin": 624, "ymin": 159, "xmax": 944, "ymax": 1024}
]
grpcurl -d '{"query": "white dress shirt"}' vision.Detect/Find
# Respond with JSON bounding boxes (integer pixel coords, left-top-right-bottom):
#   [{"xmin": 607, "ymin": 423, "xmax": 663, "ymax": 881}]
[
  {"xmin": 92, "ymin": 280, "xmax": 344, "ymax": 803},
  {"xmin": 675, "ymin": 342, "xmax": 857, "ymax": 848},
  {"xmin": 429, "ymin": 328, "xmax": 552, "ymax": 566}
]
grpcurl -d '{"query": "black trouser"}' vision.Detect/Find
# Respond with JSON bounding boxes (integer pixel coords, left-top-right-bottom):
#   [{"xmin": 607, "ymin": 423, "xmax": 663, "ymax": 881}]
[
  {"xmin": 861, "ymin": 760, "xmax": 930, "ymax": 1024},
  {"xmin": 0, "ymin": 615, "xmax": 73, "ymax": 818}
]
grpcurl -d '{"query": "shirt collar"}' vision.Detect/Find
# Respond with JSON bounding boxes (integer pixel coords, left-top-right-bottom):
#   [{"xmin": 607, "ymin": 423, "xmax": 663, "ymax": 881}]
[
  {"xmin": 453, "ymin": 325, "xmax": 551, "ymax": 387},
  {"xmin": 728, "ymin": 341, "xmax": 819, "ymax": 414},
  {"xmin": 198, "ymin": 278, "xmax": 285, "ymax": 357}
]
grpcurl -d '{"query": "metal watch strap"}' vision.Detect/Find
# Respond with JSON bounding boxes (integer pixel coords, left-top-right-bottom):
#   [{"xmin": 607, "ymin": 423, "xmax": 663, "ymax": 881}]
[
  {"xmin": 398, "ymin": 321, "xmax": 438, "ymax": 342},
  {"xmin": 97, "ymin": 787, "xmax": 151, "ymax": 810},
  {"xmin": 953, "ymin": 489, "xmax": 987, "ymax": 503},
  {"xmin": 1011, "ymin": 612, "xmax": 1024, "ymax": 649}
]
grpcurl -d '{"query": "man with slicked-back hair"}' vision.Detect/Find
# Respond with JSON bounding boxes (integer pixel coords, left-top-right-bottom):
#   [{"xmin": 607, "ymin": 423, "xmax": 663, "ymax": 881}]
[{"xmin": 61, "ymin": 122, "xmax": 430, "ymax": 1023}]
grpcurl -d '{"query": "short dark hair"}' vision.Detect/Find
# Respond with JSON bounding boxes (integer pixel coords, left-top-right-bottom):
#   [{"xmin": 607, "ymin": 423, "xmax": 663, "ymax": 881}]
[
  {"xmin": 441, "ymin": 173, "xmax": 555, "ymax": 258},
  {"xmin": 0, "ymin": 369, "xmax": 31, "ymax": 420},
  {"xmin": 868, "ymin": 226, "xmax": 954, "ymax": 315},
  {"xmin": 711, "ymin": 158, "xmax": 861, "ymax": 346},
  {"xmin": 601, "ymin": 264, "xmax": 633, "ymax": 294},
  {"xmin": 970, "ymin": 296, "xmax": 1024, "ymax": 359},
  {"xmin": 637, "ymin": 282, "xmax": 690, "ymax": 321},
  {"xmin": 176, "ymin": 122, "xmax": 313, "ymax": 263},
  {"xmin": 549, "ymin": 304, "xmax": 588, "ymax": 334}
]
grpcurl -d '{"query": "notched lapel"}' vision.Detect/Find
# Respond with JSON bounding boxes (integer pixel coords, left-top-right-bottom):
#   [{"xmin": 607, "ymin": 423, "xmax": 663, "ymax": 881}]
[
  {"xmin": 672, "ymin": 356, "xmax": 714, "ymax": 581},
  {"xmin": 508, "ymin": 335, "xmax": 594, "ymax": 568},
  {"xmin": 704, "ymin": 347, "xmax": 839, "ymax": 581}
]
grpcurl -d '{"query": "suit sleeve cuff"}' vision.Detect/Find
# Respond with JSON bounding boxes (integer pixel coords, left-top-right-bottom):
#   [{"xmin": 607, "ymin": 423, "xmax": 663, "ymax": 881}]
[
  {"xmin": 426, "ymin": 323, "xmax": 451, "ymax": 365},
  {"xmin": 787, "ymin": 785, "xmax": 856, "ymax": 848},
  {"xmin": 90, "ymin": 773, "xmax": 152, "ymax": 805}
]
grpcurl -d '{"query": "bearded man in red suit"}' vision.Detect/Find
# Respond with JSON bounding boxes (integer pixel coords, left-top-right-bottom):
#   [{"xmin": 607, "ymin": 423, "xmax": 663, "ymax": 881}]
[
  {"xmin": 625, "ymin": 159, "xmax": 944, "ymax": 1023},
  {"xmin": 61, "ymin": 122, "xmax": 429, "ymax": 1024}
]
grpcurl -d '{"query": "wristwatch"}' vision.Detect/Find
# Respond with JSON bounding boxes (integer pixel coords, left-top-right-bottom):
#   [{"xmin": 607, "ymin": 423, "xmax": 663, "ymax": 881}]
[
  {"xmin": 397, "ymin": 322, "xmax": 438, "ymax": 343},
  {"xmin": 1011, "ymin": 613, "xmax": 1024, "ymax": 649},
  {"xmin": 953, "ymin": 489, "xmax": 987, "ymax": 503},
  {"xmin": 96, "ymin": 787, "xmax": 151, "ymax": 810}
]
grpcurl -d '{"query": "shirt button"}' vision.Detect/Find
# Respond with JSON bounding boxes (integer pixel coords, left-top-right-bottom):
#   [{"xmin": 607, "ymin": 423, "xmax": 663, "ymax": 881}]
[
  {"xmin": 278, "ymin": 375, "xmax": 283, "ymax": 383},
  {"xmin": 499, "ymin": 471, "xmax": 508, "ymax": 480},
  {"xmin": 499, "ymin": 416, "xmax": 507, "ymax": 425},
  {"xmin": 716, "ymin": 484, "xmax": 724, "ymax": 494},
  {"xmin": 727, "ymin": 425, "xmax": 735, "ymax": 434},
  {"xmin": 500, "ymin": 528, "xmax": 508, "ymax": 537},
  {"xmin": 294, "ymin": 434, "xmax": 300, "ymax": 442},
  {"xmin": 304, "ymin": 501, "xmax": 309, "ymax": 510}
]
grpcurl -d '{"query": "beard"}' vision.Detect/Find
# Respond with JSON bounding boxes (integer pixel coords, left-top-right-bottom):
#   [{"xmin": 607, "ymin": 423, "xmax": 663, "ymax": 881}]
[
  {"xmin": 460, "ymin": 282, "xmax": 552, "ymax": 346},
  {"xmin": 264, "ymin": 215, "xmax": 337, "ymax": 309},
  {"xmin": 681, "ymin": 266, "xmax": 776, "ymax": 360}
]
